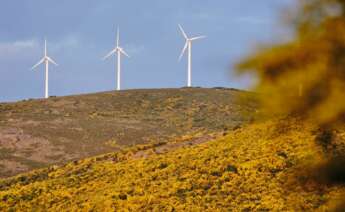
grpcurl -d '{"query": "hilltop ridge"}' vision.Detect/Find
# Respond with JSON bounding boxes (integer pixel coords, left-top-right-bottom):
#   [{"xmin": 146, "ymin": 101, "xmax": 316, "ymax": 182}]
[{"xmin": 0, "ymin": 88, "xmax": 257, "ymax": 178}]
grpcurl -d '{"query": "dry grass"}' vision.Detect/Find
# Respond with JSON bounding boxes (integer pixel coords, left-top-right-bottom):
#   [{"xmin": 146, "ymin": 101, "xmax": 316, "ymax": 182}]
[{"xmin": 0, "ymin": 88, "xmax": 257, "ymax": 178}]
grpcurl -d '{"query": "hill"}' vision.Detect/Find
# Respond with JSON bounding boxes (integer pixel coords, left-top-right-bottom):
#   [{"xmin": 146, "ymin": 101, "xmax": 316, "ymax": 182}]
[
  {"xmin": 1, "ymin": 119, "xmax": 344, "ymax": 211},
  {"xmin": 0, "ymin": 88, "xmax": 257, "ymax": 178}
]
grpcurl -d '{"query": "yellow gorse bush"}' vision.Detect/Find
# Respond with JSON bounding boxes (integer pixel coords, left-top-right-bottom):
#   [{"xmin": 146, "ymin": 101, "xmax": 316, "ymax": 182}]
[
  {"xmin": 0, "ymin": 120, "xmax": 344, "ymax": 211},
  {"xmin": 237, "ymin": 0, "xmax": 345, "ymax": 127}
]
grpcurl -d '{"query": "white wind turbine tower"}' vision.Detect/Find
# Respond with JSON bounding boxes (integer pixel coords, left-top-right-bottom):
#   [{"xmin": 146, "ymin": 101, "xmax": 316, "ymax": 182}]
[
  {"xmin": 103, "ymin": 27, "xmax": 130, "ymax": 91},
  {"xmin": 31, "ymin": 39, "xmax": 58, "ymax": 99},
  {"xmin": 178, "ymin": 24, "xmax": 206, "ymax": 87}
]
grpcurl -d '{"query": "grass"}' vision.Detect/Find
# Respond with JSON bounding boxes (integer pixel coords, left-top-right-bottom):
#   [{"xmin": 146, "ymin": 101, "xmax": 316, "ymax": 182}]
[
  {"xmin": 0, "ymin": 88, "xmax": 257, "ymax": 178},
  {"xmin": 1, "ymin": 119, "xmax": 344, "ymax": 211}
]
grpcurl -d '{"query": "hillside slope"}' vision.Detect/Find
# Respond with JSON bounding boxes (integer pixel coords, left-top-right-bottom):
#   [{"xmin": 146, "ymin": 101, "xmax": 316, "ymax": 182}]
[
  {"xmin": 0, "ymin": 88, "xmax": 257, "ymax": 178},
  {"xmin": 1, "ymin": 120, "xmax": 345, "ymax": 211}
]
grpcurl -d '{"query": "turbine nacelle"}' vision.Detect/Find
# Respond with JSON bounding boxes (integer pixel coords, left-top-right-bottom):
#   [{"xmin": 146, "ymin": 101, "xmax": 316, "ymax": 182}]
[
  {"xmin": 102, "ymin": 47, "xmax": 130, "ymax": 60},
  {"xmin": 178, "ymin": 24, "xmax": 206, "ymax": 61},
  {"xmin": 103, "ymin": 28, "xmax": 130, "ymax": 61},
  {"xmin": 31, "ymin": 40, "xmax": 58, "ymax": 70},
  {"xmin": 45, "ymin": 56, "xmax": 58, "ymax": 66}
]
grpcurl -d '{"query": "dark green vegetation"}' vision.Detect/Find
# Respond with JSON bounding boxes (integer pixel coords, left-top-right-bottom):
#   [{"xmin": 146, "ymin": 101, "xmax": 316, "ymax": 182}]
[{"xmin": 0, "ymin": 88, "xmax": 257, "ymax": 178}]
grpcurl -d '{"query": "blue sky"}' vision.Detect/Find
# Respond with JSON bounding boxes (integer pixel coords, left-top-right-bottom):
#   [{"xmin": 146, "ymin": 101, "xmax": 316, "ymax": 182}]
[{"xmin": 0, "ymin": 0, "xmax": 293, "ymax": 102}]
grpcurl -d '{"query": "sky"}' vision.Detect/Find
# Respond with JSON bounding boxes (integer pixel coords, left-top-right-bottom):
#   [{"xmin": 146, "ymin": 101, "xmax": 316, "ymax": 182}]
[{"xmin": 0, "ymin": 0, "xmax": 293, "ymax": 102}]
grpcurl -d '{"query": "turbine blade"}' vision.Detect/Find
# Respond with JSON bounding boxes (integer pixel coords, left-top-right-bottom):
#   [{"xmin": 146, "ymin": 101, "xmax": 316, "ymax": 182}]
[
  {"xmin": 47, "ymin": 57, "xmax": 58, "ymax": 66},
  {"xmin": 117, "ymin": 27, "xmax": 120, "ymax": 47},
  {"xmin": 31, "ymin": 58, "xmax": 45, "ymax": 70},
  {"xmin": 120, "ymin": 48, "xmax": 130, "ymax": 58},
  {"xmin": 190, "ymin": 35, "xmax": 206, "ymax": 41},
  {"xmin": 44, "ymin": 38, "xmax": 47, "ymax": 56},
  {"xmin": 179, "ymin": 41, "xmax": 188, "ymax": 61},
  {"xmin": 103, "ymin": 49, "xmax": 116, "ymax": 60},
  {"xmin": 178, "ymin": 24, "xmax": 188, "ymax": 39}
]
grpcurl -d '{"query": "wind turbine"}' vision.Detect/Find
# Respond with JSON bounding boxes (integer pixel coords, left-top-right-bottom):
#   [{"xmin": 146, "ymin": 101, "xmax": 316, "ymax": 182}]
[
  {"xmin": 103, "ymin": 27, "xmax": 130, "ymax": 91},
  {"xmin": 178, "ymin": 24, "xmax": 206, "ymax": 87},
  {"xmin": 31, "ymin": 39, "xmax": 58, "ymax": 99}
]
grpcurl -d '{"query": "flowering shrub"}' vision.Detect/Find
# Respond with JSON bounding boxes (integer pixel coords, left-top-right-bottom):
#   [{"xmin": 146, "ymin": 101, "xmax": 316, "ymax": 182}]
[{"xmin": 0, "ymin": 120, "xmax": 344, "ymax": 211}]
